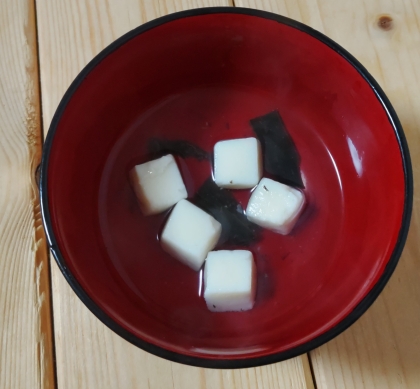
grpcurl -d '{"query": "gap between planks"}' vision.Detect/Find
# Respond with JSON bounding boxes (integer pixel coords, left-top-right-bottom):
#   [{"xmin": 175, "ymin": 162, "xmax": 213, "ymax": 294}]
[{"xmin": 31, "ymin": 0, "xmax": 58, "ymax": 386}]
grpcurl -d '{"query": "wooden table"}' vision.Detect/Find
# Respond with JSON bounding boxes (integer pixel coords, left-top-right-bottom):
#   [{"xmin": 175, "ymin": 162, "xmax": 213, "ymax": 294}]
[{"xmin": 1, "ymin": 0, "xmax": 420, "ymax": 388}]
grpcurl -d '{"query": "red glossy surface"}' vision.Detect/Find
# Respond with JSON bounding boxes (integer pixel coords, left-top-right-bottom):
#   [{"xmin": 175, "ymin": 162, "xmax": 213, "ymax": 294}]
[{"xmin": 47, "ymin": 13, "xmax": 405, "ymax": 359}]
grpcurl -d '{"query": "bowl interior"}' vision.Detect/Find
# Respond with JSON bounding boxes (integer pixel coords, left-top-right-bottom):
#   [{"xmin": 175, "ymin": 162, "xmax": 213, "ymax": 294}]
[{"xmin": 45, "ymin": 11, "xmax": 406, "ymax": 361}]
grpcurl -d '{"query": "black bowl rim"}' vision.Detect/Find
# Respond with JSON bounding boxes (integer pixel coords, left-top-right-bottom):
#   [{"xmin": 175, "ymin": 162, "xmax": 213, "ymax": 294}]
[{"xmin": 40, "ymin": 6, "xmax": 413, "ymax": 369}]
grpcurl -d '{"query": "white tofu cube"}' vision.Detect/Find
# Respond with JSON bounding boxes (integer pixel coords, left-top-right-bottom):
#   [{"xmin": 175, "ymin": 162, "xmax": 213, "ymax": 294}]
[
  {"xmin": 161, "ymin": 199, "xmax": 222, "ymax": 271},
  {"xmin": 204, "ymin": 250, "xmax": 256, "ymax": 312},
  {"xmin": 246, "ymin": 178, "xmax": 305, "ymax": 235},
  {"xmin": 129, "ymin": 155, "xmax": 187, "ymax": 215},
  {"xmin": 214, "ymin": 137, "xmax": 262, "ymax": 189}
]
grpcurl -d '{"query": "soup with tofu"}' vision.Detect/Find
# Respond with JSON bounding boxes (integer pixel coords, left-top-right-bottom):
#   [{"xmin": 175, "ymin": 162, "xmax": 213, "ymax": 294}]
[{"xmin": 98, "ymin": 87, "xmax": 342, "ymax": 320}]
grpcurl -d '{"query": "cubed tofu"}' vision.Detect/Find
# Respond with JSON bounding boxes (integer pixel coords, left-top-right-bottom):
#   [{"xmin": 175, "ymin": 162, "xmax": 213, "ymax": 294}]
[
  {"xmin": 246, "ymin": 178, "xmax": 305, "ymax": 235},
  {"xmin": 129, "ymin": 155, "xmax": 187, "ymax": 216},
  {"xmin": 213, "ymin": 137, "xmax": 262, "ymax": 189},
  {"xmin": 204, "ymin": 250, "xmax": 256, "ymax": 312},
  {"xmin": 161, "ymin": 199, "xmax": 222, "ymax": 271}
]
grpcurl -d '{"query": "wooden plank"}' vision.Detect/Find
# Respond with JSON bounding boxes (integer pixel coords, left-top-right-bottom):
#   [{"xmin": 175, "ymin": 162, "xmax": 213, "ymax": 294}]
[
  {"xmin": 35, "ymin": 1, "xmax": 314, "ymax": 388},
  {"xmin": 0, "ymin": 0, "xmax": 55, "ymax": 388},
  {"xmin": 237, "ymin": 0, "xmax": 420, "ymax": 388}
]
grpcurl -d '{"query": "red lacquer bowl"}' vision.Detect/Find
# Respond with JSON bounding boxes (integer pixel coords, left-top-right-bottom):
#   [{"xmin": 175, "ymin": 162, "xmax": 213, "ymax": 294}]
[{"xmin": 40, "ymin": 8, "xmax": 412, "ymax": 368}]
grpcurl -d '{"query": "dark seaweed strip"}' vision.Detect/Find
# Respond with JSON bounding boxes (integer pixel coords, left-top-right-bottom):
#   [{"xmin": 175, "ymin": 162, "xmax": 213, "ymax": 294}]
[
  {"xmin": 250, "ymin": 110, "xmax": 304, "ymax": 189},
  {"xmin": 194, "ymin": 178, "xmax": 261, "ymax": 246},
  {"xmin": 148, "ymin": 138, "xmax": 209, "ymax": 161}
]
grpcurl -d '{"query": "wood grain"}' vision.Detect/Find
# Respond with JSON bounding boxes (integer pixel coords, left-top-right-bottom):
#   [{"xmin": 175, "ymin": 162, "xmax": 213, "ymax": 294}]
[
  {"xmin": 237, "ymin": 0, "xmax": 420, "ymax": 388},
  {"xmin": 35, "ymin": 0, "xmax": 314, "ymax": 388},
  {"xmin": 0, "ymin": 0, "xmax": 55, "ymax": 388}
]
